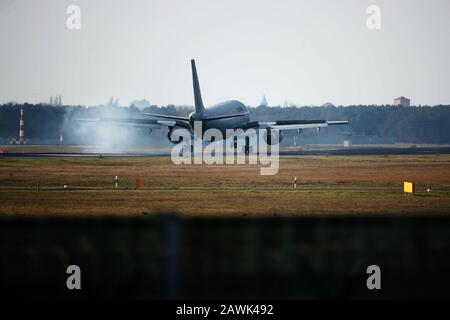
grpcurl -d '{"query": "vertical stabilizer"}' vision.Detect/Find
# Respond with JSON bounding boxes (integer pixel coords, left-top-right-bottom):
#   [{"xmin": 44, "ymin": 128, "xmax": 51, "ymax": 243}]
[{"xmin": 191, "ymin": 59, "xmax": 205, "ymax": 113}]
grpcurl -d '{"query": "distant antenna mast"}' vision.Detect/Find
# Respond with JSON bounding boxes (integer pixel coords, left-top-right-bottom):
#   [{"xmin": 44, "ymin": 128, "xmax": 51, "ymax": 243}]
[{"xmin": 19, "ymin": 108, "xmax": 25, "ymax": 145}]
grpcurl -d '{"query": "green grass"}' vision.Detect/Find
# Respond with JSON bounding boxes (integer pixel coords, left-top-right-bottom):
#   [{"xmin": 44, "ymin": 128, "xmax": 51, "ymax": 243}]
[{"xmin": 1, "ymin": 156, "xmax": 450, "ymax": 217}]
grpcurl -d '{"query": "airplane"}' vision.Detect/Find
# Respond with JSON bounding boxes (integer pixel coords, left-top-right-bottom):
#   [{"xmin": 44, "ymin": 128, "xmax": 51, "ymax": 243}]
[{"xmin": 79, "ymin": 59, "xmax": 348, "ymax": 145}]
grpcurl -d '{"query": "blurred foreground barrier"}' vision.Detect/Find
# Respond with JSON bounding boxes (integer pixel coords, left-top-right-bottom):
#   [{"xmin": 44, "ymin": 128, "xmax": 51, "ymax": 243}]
[{"xmin": 1, "ymin": 215, "xmax": 450, "ymax": 299}]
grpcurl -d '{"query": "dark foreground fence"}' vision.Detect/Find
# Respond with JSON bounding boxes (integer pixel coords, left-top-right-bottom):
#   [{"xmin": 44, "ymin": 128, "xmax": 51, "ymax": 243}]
[{"xmin": 0, "ymin": 216, "xmax": 450, "ymax": 299}]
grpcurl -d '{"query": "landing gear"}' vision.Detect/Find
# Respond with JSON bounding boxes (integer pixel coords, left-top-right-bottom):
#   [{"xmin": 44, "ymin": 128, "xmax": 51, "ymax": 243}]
[{"xmin": 232, "ymin": 136, "xmax": 251, "ymax": 155}]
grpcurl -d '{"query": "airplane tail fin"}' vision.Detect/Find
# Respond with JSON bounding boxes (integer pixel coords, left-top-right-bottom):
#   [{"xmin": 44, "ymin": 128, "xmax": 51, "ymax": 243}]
[{"xmin": 191, "ymin": 59, "xmax": 205, "ymax": 113}]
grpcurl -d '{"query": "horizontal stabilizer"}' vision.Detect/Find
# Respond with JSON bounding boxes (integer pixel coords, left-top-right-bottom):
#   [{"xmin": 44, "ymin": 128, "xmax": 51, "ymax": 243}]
[{"xmin": 141, "ymin": 113, "xmax": 190, "ymax": 121}]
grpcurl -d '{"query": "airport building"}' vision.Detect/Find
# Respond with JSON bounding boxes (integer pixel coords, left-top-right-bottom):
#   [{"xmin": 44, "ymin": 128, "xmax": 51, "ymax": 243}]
[{"xmin": 394, "ymin": 96, "xmax": 410, "ymax": 107}]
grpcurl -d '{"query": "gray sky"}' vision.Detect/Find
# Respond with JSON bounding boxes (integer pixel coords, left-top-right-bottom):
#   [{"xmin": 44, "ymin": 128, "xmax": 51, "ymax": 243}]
[{"xmin": 1, "ymin": 0, "xmax": 449, "ymax": 106}]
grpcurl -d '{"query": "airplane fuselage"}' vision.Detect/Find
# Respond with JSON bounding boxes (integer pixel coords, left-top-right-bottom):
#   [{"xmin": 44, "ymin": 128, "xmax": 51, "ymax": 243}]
[{"xmin": 189, "ymin": 100, "xmax": 250, "ymax": 135}]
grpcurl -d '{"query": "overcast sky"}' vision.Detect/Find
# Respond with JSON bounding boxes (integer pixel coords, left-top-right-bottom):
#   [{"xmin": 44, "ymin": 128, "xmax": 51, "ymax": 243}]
[{"xmin": 1, "ymin": 0, "xmax": 449, "ymax": 106}]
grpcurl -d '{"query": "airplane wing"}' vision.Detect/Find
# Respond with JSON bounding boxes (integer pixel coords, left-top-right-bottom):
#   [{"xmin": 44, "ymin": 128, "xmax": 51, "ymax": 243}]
[
  {"xmin": 75, "ymin": 117, "xmax": 191, "ymax": 129},
  {"xmin": 140, "ymin": 113, "xmax": 190, "ymax": 121},
  {"xmin": 239, "ymin": 120, "xmax": 348, "ymax": 131},
  {"xmin": 141, "ymin": 112, "xmax": 248, "ymax": 121}
]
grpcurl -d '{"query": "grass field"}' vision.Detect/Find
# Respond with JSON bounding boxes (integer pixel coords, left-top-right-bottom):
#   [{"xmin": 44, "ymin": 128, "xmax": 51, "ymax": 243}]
[{"xmin": 1, "ymin": 156, "xmax": 450, "ymax": 216}]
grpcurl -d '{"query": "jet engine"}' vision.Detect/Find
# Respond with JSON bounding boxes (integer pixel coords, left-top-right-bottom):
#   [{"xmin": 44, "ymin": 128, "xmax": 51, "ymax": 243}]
[
  {"xmin": 264, "ymin": 129, "xmax": 283, "ymax": 145},
  {"xmin": 167, "ymin": 127, "xmax": 183, "ymax": 144}
]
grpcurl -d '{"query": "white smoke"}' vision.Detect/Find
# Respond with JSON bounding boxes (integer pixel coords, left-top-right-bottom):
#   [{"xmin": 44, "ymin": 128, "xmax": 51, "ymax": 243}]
[
  {"xmin": 129, "ymin": 99, "xmax": 151, "ymax": 111},
  {"xmin": 64, "ymin": 104, "xmax": 165, "ymax": 153}
]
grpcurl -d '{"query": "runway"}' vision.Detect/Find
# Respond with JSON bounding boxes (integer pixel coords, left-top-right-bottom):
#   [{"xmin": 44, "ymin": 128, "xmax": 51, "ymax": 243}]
[{"xmin": 2, "ymin": 145, "xmax": 450, "ymax": 158}]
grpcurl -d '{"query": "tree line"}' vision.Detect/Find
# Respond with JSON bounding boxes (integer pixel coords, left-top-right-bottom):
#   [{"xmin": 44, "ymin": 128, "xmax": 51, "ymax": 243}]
[{"xmin": 1, "ymin": 103, "xmax": 449, "ymax": 144}]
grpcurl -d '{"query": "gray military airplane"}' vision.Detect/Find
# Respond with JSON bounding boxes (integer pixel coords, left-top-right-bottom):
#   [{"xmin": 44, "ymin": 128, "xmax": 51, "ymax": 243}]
[{"xmin": 80, "ymin": 59, "xmax": 348, "ymax": 144}]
